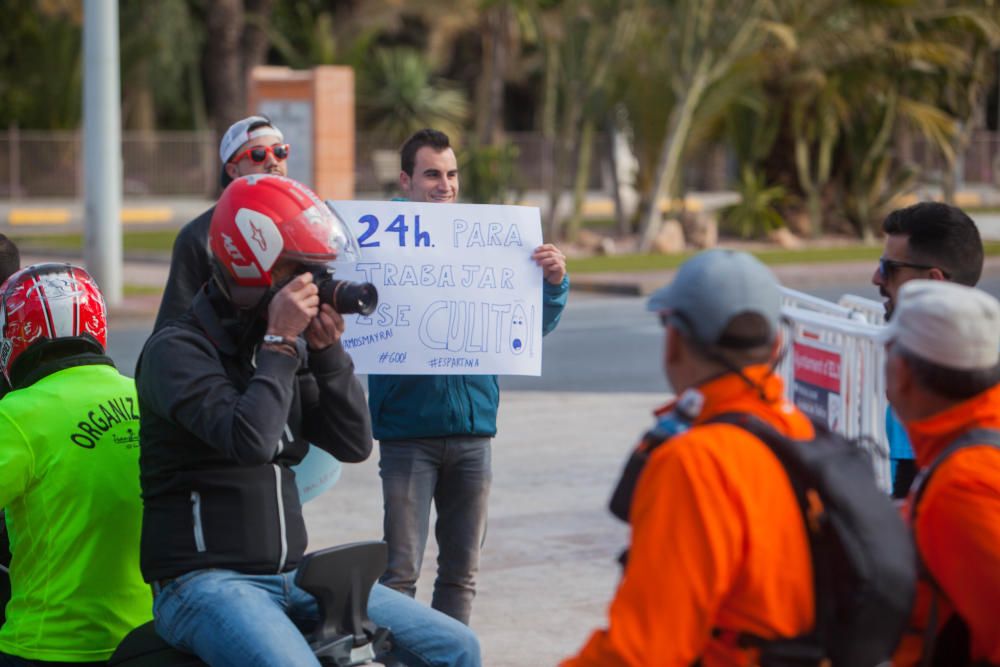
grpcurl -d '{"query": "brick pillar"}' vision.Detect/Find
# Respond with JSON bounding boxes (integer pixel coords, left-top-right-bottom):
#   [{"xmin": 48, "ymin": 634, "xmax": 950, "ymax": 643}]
[{"xmin": 248, "ymin": 65, "xmax": 355, "ymax": 199}]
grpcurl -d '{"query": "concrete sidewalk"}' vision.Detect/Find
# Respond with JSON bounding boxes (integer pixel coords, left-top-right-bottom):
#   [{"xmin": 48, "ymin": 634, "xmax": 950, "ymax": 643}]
[
  {"xmin": 303, "ymin": 391, "xmax": 649, "ymax": 667},
  {"xmin": 21, "ymin": 250, "xmax": 996, "ymax": 664}
]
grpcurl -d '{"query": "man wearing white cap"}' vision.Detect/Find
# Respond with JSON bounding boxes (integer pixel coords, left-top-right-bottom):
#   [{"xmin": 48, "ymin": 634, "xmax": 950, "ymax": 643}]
[
  {"xmin": 882, "ymin": 281, "xmax": 1000, "ymax": 665},
  {"xmin": 564, "ymin": 249, "xmax": 819, "ymax": 666},
  {"xmin": 155, "ymin": 116, "xmax": 289, "ymax": 330}
]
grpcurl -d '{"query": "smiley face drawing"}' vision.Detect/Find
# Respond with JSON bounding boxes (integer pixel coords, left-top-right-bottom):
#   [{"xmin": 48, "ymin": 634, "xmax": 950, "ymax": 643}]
[{"xmin": 509, "ymin": 305, "xmax": 527, "ymax": 355}]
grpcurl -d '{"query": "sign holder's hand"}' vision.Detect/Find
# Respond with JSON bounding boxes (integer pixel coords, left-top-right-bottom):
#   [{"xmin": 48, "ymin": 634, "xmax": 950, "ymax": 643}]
[{"xmin": 533, "ymin": 244, "xmax": 567, "ymax": 285}]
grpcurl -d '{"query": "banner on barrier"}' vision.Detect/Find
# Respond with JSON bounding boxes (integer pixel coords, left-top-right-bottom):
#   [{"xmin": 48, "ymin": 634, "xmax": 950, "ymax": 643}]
[
  {"xmin": 327, "ymin": 200, "xmax": 545, "ymax": 376},
  {"xmin": 792, "ymin": 340, "xmax": 845, "ymax": 431}
]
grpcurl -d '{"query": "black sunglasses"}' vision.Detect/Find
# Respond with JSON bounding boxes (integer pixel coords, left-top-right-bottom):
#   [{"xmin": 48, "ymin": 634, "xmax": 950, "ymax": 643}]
[{"xmin": 878, "ymin": 257, "xmax": 949, "ymax": 280}]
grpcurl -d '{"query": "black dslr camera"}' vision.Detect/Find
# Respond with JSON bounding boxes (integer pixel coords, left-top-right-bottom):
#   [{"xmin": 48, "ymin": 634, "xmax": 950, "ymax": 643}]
[{"xmin": 308, "ymin": 267, "xmax": 379, "ymax": 316}]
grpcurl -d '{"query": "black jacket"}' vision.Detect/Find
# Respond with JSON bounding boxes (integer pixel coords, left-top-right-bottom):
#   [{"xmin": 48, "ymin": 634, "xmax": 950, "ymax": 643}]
[
  {"xmin": 154, "ymin": 207, "xmax": 214, "ymax": 332},
  {"xmin": 136, "ymin": 284, "xmax": 373, "ymax": 581}
]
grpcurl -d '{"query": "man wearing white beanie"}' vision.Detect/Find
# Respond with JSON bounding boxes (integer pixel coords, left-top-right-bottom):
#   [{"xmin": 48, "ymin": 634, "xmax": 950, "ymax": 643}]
[{"xmin": 883, "ymin": 280, "xmax": 1000, "ymax": 665}]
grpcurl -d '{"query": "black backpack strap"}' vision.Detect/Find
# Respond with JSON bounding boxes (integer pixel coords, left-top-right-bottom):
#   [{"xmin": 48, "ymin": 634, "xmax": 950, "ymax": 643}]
[
  {"xmin": 704, "ymin": 413, "xmax": 833, "ymax": 657},
  {"xmin": 909, "ymin": 428, "xmax": 1000, "ymax": 667},
  {"xmin": 608, "ymin": 423, "xmax": 682, "ymax": 524},
  {"xmin": 910, "ymin": 428, "xmax": 1000, "ymax": 522}
]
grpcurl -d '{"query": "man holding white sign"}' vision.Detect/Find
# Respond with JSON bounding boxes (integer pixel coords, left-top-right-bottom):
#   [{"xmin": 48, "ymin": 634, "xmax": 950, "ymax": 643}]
[{"xmin": 365, "ymin": 129, "xmax": 569, "ymax": 624}]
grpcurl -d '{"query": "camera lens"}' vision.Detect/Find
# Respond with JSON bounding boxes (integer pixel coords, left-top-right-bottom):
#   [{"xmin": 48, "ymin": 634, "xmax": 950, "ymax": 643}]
[{"xmin": 318, "ymin": 278, "xmax": 379, "ymax": 316}]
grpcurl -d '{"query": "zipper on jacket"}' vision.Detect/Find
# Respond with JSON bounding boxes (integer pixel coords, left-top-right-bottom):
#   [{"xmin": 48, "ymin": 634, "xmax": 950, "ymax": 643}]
[
  {"xmin": 190, "ymin": 491, "xmax": 206, "ymax": 553},
  {"xmin": 277, "ymin": 423, "xmax": 292, "ymax": 457},
  {"xmin": 273, "ymin": 464, "xmax": 288, "ymax": 572}
]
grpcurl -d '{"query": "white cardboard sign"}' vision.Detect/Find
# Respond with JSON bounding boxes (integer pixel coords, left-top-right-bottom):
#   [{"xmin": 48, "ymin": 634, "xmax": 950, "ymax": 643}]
[{"xmin": 327, "ymin": 200, "xmax": 545, "ymax": 376}]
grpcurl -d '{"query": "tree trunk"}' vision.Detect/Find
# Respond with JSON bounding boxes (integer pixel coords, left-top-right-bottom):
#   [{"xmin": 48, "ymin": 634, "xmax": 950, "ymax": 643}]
[
  {"xmin": 566, "ymin": 119, "xmax": 596, "ymax": 242},
  {"xmin": 477, "ymin": 5, "xmax": 508, "ymax": 147},
  {"xmin": 539, "ymin": 39, "xmax": 559, "ymax": 234},
  {"xmin": 638, "ymin": 74, "xmax": 707, "ymax": 252},
  {"xmin": 203, "ymin": 0, "xmax": 246, "ymax": 142},
  {"xmin": 604, "ymin": 114, "xmax": 629, "ymax": 236},
  {"xmin": 242, "ymin": 0, "xmax": 274, "ymax": 78}
]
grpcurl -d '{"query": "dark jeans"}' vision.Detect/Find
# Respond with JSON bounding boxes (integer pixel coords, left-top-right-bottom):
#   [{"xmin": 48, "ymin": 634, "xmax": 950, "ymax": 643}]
[
  {"xmin": 892, "ymin": 458, "xmax": 919, "ymax": 499},
  {"xmin": 378, "ymin": 437, "xmax": 492, "ymax": 625}
]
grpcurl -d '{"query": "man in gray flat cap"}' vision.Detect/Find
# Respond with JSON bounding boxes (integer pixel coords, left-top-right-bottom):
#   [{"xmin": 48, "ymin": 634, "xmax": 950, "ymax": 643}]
[{"xmin": 881, "ymin": 280, "xmax": 1000, "ymax": 665}]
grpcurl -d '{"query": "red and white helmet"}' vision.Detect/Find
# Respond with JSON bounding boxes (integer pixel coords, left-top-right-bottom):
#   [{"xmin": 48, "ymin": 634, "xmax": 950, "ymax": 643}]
[
  {"xmin": 209, "ymin": 174, "xmax": 358, "ymax": 308},
  {"xmin": 0, "ymin": 263, "xmax": 108, "ymax": 384}
]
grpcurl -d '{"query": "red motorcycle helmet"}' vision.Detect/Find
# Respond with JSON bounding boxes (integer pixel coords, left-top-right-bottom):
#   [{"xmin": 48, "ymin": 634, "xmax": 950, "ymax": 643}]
[
  {"xmin": 0, "ymin": 263, "xmax": 108, "ymax": 386},
  {"xmin": 209, "ymin": 174, "xmax": 353, "ymax": 308}
]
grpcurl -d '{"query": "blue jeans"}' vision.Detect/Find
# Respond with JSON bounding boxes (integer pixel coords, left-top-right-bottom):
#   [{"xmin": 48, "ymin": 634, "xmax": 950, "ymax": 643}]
[
  {"xmin": 378, "ymin": 438, "xmax": 492, "ymax": 625},
  {"xmin": 152, "ymin": 569, "xmax": 480, "ymax": 667}
]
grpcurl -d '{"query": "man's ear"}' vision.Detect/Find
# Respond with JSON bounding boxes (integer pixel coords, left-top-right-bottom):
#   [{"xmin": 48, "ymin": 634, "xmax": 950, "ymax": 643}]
[
  {"xmin": 225, "ymin": 162, "xmax": 240, "ymax": 180},
  {"xmin": 885, "ymin": 348, "xmax": 916, "ymax": 414},
  {"xmin": 895, "ymin": 353, "xmax": 916, "ymax": 395},
  {"xmin": 399, "ymin": 170, "xmax": 411, "ymax": 193},
  {"xmin": 666, "ymin": 324, "xmax": 684, "ymax": 364},
  {"xmin": 927, "ymin": 267, "xmax": 948, "ymax": 281},
  {"xmin": 769, "ymin": 331, "xmax": 783, "ymax": 363}
]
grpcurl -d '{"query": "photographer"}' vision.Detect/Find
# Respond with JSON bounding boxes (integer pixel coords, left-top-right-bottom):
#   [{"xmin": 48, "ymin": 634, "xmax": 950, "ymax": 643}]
[{"xmin": 136, "ymin": 174, "xmax": 480, "ymax": 667}]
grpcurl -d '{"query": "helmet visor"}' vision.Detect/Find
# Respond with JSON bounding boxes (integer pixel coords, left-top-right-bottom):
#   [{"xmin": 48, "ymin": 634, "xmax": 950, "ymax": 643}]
[{"xmin": 277, "ymin": 202, "xmax": 361, "ymax": 266}]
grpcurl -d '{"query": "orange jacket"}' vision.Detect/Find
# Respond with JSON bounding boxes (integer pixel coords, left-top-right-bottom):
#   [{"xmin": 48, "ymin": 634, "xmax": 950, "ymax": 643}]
[
  {"xmin": 563, "ymin": 366, "xmax": 816, "ymax": 667},
  {"xmin": 893, "ymin": 383, "xmax": 1000, "ymax": 666}
]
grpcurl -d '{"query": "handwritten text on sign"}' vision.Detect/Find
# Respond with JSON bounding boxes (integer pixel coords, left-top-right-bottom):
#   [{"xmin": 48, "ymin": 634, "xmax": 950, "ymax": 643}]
[{"xmin": 327, "ymin": 201, "xmax": 544, "ymax": 376}]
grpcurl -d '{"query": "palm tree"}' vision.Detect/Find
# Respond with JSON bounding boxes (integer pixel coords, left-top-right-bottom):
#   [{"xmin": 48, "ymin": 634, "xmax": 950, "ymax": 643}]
[
  {"xmin": 357, "ymin": 47, "xmax": 469, "ymax": 146},
  {"xmin": 722, "ymin": 0, "xmax": 1000, "ymax": 240},
  {"xmin": 636, "ymin": 0, "xmax": 780, "ymax": 252}
]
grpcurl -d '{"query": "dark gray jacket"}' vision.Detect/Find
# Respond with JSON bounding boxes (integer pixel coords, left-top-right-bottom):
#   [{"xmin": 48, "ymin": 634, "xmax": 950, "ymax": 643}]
[
  {"xmin": 137, "ymin": 284, "xmax": 372, "ymax": 581},
  {"xmin": 154, "ymin": 207, "xmax": 214, "ymax": 331}
]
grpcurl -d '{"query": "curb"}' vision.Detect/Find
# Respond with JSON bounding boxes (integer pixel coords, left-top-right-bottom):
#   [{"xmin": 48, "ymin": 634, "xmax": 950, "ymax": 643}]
[{"xmin": 569, "ymin": 255, "xmax": 1000, "ymax": 296}]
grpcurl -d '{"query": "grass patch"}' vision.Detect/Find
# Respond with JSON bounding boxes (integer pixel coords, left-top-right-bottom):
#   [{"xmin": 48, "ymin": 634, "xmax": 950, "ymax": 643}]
[
  {"xmin": 124, "ymin": 284, "xmax": 164, "ymax": 297},
  {"xmin": 13, "ymin": 230, "xmax": 1000, "ymax": 275},
  {"xmin": 11, "ymin": 230, "xmax": 179, "ymax": 254},
  {"xmin": 567, "ymin": 241, "xmax": 1000, "ymax": 273}
]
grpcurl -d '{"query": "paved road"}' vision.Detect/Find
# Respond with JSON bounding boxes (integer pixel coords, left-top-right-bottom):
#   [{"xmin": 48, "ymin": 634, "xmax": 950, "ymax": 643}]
[{"xmin": 105, "ymin": 275, "xmax": 1000, "ymax": 393}]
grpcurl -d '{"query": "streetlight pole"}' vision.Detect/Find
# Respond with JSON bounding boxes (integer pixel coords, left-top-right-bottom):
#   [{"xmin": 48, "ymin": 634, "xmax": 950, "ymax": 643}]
[{"xmin": 82, "ymin": 0, "xmax": 123, "ymax": 307}]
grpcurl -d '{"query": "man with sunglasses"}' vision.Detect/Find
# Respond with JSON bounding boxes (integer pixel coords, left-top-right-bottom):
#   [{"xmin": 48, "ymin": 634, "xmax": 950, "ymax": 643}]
[
  {"xmin": 155, "ymin": 115, "xmax": 291, "ymax": 330},
  {"xmin": 871, "ymin": 201, "xmax": 983, "ymax": 497}
]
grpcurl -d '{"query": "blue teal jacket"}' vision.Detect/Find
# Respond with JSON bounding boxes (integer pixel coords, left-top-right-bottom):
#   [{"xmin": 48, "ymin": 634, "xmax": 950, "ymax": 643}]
[{"xmin": 368, "ymin": 276, "xmax": 569, "ymax": 440}]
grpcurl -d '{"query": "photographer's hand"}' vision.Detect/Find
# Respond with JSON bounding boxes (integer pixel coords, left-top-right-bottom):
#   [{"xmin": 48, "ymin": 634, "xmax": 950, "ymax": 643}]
[
  {"xmin": 304, "ymin": 303, "xmax": 345, "ymax": 351},
  {"xmin": 266, "ymin": 273, "xmax": 319, "ymax": 340}
]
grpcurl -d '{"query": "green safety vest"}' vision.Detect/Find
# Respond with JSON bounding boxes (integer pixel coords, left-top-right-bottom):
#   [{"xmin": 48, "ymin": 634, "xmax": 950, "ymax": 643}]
[{"xmin": 0, "ymin": 363, "xmax": 151, "ymax": 661}]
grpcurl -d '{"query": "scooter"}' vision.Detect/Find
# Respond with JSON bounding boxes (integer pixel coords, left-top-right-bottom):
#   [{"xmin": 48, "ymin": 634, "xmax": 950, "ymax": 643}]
[{"xmin": 109, "ymin": 541, "xmax": 393, "ymax": 666}]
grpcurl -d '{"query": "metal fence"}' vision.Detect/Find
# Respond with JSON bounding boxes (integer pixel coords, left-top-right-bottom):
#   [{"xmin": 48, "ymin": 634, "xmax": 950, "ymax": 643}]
[
  {"xmin": 2, "ymin": 127, "xmax": 998, "ymax": 199},
  {"xmin": 778, "ymin": 289, "xmax": 892, "ymax": 492},
  {"xmin": 0, "ymin": 129, "xmax": 218, "ymax": 198}
]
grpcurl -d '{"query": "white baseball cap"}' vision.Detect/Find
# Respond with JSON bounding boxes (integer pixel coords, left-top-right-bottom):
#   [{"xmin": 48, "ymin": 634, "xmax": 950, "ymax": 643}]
[
  {"xmin": 880, "ymin": 280, "xmax": 1000, "ymax": 370},
  {"xmin": 219, "ymin": 115, "xmax": 283, "ymax": 164}
]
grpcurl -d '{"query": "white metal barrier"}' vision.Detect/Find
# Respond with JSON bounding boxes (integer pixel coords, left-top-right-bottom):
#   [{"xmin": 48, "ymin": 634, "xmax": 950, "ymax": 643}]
[
  {"xmin": 778, "ymin": 303, "xmax": 892, "ymax": 493},
  {"xmin": 837, "ymin": 294, "xmax": 886, "ymax": 326},
  {"xmin": 781, "ymin": 287, "xmax": 865, "ymax": 321}
]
